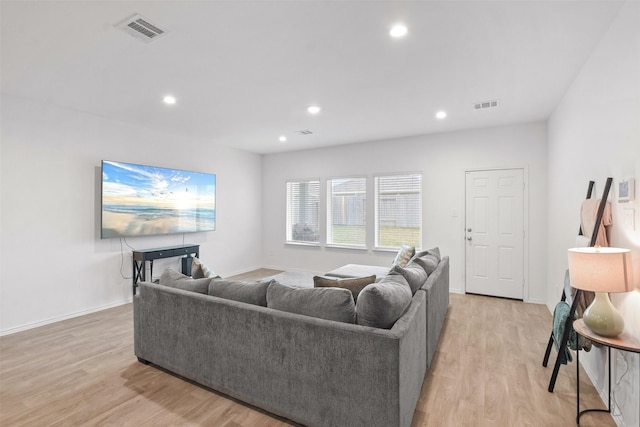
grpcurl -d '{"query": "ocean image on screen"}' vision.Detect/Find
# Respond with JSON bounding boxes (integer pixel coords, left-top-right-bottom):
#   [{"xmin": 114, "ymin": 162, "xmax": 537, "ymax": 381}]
[{"xmin": 101, "ymin": 161, "xmax": 216, "ymax": 238}]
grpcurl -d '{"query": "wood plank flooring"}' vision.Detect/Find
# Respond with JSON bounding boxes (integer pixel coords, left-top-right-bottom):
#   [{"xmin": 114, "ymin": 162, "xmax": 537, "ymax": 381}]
[{"xmin": 1, "ymin": 270, "xmax": 615, "ymax": 426}]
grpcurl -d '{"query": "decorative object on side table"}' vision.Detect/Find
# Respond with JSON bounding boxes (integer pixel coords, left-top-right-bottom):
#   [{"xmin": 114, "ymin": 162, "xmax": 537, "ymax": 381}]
[{"xmin": 567, "ymin": 247, "xmax": 633, "ymax": 337}]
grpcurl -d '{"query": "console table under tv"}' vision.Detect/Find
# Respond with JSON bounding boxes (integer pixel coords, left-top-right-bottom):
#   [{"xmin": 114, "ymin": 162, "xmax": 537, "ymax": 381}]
[{"xmin": 132, "ymin": 244, "xmax": 200, "ymax": 295}]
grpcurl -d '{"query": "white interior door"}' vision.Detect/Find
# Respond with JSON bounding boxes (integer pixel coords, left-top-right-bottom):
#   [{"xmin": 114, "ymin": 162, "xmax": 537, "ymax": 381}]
[{"xmin": 465, "ymin": 169, "xmax": 524, "ymax": 299}]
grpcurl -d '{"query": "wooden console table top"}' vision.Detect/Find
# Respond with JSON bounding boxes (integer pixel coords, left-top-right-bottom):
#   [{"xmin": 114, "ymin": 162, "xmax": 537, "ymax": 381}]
[{"xmin": 573, "ymin": 319, "xmax": 640, "ymax": 354}]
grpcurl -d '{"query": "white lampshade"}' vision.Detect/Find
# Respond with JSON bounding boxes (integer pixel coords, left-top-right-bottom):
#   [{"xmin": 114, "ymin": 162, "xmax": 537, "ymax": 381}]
[
  {"xmin": 568, "ymin": 247, "xmax": 633, "ymax": 293},
  {"xmin": 568, "ymin": 247, "xmax": 633, "ymax": 337}
]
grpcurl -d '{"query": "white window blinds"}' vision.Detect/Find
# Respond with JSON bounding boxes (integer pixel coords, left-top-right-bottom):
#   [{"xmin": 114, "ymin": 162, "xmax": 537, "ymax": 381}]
[
  {"xmin": 375, "ymin": 174, "xmax": 422, "ymax": 249},
  {"xmin": 327, "ymin": 177, "xmax": 366, "ymax": 247},
  {"xmin": 286, "ymin": 180, "xmax": 320, "ymax": 243}
]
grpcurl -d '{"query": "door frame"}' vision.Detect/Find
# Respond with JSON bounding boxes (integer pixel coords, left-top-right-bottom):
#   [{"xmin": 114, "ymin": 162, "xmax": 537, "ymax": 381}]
[{"xmin": 462, "ymin": 166, "xmax": 530, "ymax": 301}]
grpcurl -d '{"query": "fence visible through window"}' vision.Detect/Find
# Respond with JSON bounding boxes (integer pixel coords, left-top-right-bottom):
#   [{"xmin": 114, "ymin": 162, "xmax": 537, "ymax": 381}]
[
  {"xmin": 327, "ymin": 177, "xmax": 366, "ymax": 247},
  {"xmin": 375, "ymin": 174, "xmax": 422, "ymax": 248}
]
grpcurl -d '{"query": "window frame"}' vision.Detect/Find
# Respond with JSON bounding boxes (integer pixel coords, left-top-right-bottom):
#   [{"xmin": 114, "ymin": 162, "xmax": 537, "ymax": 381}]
[
  {"xmin": 374, "ymin": 172, "xmax": 423, "ymax": 250},
  {"xmin": 285, "ymin": 179, "xmax": 321, "ymax": 246},
  {"xmin": 326, "ymin": 176, "xmax": 367, "ymax": 249}
]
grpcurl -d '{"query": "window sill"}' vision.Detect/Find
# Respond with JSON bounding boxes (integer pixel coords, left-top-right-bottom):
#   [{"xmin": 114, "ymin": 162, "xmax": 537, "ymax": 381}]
[
  {"xmin": 325, "ymin": 244, "xmax": 368, "ymax": 251},
  {"xmin": 373, "ymin": 247, "xmax": 401, "ymax": 254},
  {"xmin": 285, "ymin": 241, "xmax": 321, "ymax": 248}
]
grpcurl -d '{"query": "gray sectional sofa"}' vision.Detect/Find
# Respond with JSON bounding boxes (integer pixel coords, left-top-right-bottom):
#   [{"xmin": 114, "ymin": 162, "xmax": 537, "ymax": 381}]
[{"xmin": 134, "ymin": 254, "xmax": 449, "ymax": 427}]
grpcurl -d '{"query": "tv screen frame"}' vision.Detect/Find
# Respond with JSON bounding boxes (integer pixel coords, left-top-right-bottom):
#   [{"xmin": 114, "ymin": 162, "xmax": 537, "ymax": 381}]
[{"xmin": 101, "ymin": 160, "xmax": 216, "ymax": 239}]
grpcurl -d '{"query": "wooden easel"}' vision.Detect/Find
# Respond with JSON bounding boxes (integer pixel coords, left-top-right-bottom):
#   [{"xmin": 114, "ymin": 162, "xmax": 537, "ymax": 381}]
[{"xmin": 542, "ymin": 177, "xmax": 612, "ymax": 392}]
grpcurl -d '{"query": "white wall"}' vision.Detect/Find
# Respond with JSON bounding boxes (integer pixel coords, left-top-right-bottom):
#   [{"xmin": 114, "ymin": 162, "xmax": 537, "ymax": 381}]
[
  {"xmin": 547, "ymin": 2, "xmax": 640, "ymax": 426},
  {"xmin": 0, "ymin": 94, "xmax": 263, "ymax": 335},
  {"xmin": 262, "ymin": 121, "xmax": 548, "ymax": 302}
]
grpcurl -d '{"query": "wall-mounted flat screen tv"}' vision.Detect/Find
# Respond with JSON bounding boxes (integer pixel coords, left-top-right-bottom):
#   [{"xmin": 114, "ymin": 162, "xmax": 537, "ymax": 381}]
[{"xmin": 101, "ymin": 160, "xmax": 216, "ymax": 238}]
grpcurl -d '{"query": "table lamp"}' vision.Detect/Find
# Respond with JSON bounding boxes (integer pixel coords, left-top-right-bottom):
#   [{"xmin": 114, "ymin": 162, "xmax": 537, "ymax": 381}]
[{"xmin": 568, "ymin": 247, "xmax": 633, "ymax": 337}]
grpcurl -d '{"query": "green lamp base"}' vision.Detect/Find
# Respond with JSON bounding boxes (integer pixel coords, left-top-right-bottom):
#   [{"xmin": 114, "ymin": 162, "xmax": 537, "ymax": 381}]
[{"xmin": 583, "ymin": 292, "xmax": 625, "ymax": 338}]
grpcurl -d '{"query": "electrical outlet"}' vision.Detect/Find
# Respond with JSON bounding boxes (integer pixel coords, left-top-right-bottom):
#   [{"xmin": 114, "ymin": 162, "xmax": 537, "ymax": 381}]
[{"xmin": 622, "ymin": 208, "xmax": 635, "ymax": 231}]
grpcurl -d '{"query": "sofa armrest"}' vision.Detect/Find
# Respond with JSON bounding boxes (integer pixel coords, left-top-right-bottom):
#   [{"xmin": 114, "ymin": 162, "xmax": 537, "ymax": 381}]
[{"xmin": 420, "ymin": 255, "xmax": 450, "ymax": 368}]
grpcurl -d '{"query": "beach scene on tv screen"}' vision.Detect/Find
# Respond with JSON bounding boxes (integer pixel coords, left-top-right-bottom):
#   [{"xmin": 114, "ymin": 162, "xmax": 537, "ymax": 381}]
[{"xmin": 102, "ymin": 161, "xmax": 216, "ymax": 238}]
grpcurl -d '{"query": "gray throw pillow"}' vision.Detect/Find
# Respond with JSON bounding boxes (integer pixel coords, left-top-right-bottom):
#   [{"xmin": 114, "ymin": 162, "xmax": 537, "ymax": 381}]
[
  {"xmin": 412, "ymin": 252, "xmax": 440, "ymax": 276},
  {"xmin": 208, "ymin": 278, "xmax": 270, "ymax": 306},
  {"xmin": 413, "ymin": 247, "xmax": 441, "ymax": 261},
  {"xmin": 389, "ymin": 262, "xmax": 427, "ymax": 294},
  {"xmin": 267, "ymin": 281, "xmax": 356, "ymax": 324},
  {"xmin": 313, "ymin": 275, "xmax": 376, "ymax": 302},
  {"xmin": 159, "ymin": 267, "xmax": 210, "ymax": 294},
  {"xmin": 392, "ymin": 245, "xmax": 415, "ymax": 267},
  {"xmin": 356, "ymin": 274, "xmax": 412, "ymax": 329},
  {"xmin": 191, "ymin": 257, "xmax": 218, "ymax": 279}
]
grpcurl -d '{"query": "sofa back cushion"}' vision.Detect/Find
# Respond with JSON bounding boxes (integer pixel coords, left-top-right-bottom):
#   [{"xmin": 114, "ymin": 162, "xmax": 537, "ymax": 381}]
[
  {"xmin": 356, "ymin": 274, "xmax": 412, "ymax": 329},
  {"xmin": 313, "ymin": 275, "xmax": 376, "ymax": 302},
  {"xmin": 411, "ymin": 247, "xmax": 441, "ymax": 276},
  {"xmin": 267, "ymin": 281, "xmax": 356, "ymax": 324},
  {"xmin": 159, "ymin": 268, "xmax": 210, "ymax": 294},
  {"xmin": 389, "ymin": 263, "xmax": 427, "ymax": 294},
  {"xmin": 208, "ymin": 279, "xmax": 270, "ymax": 306}
]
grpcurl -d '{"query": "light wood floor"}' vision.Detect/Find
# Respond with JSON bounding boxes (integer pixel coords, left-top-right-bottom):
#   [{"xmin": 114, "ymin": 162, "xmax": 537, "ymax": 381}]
[{"xmin": 1, "ymin": 269, "xmax": 615, "ymax": 426}]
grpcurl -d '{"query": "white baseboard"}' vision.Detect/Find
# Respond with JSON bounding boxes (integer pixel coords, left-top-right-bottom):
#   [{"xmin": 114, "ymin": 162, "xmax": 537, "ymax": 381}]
[{"xmin": 0, "ymin": 299, "xmax": 132, "ymax": 336}]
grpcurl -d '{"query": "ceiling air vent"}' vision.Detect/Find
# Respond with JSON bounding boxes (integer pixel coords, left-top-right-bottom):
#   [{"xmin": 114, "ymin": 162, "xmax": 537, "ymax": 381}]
[
  {"xmin": 115, "ymin": 14, "xmax": 167, "ymax": 43},
  {"xmin": 474, "ymin": 99, "xmax": 499, "ymax": 110},
  {"xmin": 295, "ymin": 130, "xmax": 314, "ymax": 135}
]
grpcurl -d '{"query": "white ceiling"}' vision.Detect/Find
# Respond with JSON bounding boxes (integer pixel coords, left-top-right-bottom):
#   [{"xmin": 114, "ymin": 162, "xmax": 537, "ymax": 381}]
[{"xmin": 0, "ymin": 1, "xmax": 625, "ymax": 154}]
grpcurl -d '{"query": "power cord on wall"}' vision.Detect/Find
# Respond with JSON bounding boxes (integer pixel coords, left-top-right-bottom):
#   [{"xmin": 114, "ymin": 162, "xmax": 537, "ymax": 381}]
[
  {"xmin": 611, "ymin": 350, "xmax": 634, "ymax": 417},
  {"xmin": 119, "ymin": 237, "xmax": 134, "ymax": 280}
]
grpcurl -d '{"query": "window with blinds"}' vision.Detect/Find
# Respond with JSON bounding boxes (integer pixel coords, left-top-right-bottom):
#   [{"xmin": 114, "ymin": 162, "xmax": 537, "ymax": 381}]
[
  {"xmin": 327, "ymin": 177, "xmax": 366, "ymax": 247},
  {"xmin": 286, "ymin": 180, "xmax": 320, "ymax": 244},
  {"xmin": 374, "ymin": 173, "xmax": 422, "ymax": 249}
]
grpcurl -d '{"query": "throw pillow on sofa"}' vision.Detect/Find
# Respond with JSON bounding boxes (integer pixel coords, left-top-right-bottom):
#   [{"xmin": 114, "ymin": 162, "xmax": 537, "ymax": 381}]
[
  {"xmin": 208, "ymin": 278, "xmax": 270, "ymax": 306},
  {"xmin": 159, "ymin": 268, "xmax": 211, "ymax": 294},
  {"xmin": 389, "ymin": 262, "xmax": 427, "ymax": 294},
  {"xmin": 191, "ymin": 257, "xmax": 218, "ymax": 279},
  {"xmin": 313, "ymin": 275, "xmax": 376, "ymax": 302},
  {"xmin": 411, "ymin": 247, "xmax": 441, "ymax": 276},
  {"xmin": 392, "ymin": 244, "xmax": 415, "ymax": 267},
  {"xmin": 267, "ymin": 281, "xmax": 356, "ymax": 324},
  {"xmin": 356, "ymin": 274, "xmax": 412, "ymax": 329}
]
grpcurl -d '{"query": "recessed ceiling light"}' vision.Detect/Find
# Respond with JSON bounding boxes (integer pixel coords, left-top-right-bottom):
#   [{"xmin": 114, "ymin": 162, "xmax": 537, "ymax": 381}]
[
  {"xmin": 279, "ymin": 135, "xmax": 287, "ymax": 142},
  {"xmin": 435, "ymin": 111, "xmax": 447, "ymax": 120},
  {"xmin": 390, "ymin": 24, "xmax": 408, "ymax": 38},
  {"xmin": 307, "ymin": 105, "xmax": 321, "ymax": 115},
  {"xmin": 163, "ymin": 95, "xmax": 176, "ymax": 105}
]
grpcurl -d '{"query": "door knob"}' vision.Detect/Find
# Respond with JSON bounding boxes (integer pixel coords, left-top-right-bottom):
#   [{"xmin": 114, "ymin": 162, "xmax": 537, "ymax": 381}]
[
  {"xmin": 467, "ymin": 236, "xmax": 472, "ymax": 241},
  {"xmin": 467, "ymin": 228, "xmax": 472, "ymax": 232}
]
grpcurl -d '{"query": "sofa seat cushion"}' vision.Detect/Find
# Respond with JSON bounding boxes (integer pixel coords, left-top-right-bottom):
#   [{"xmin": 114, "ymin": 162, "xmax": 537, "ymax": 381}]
[
  {"xmin": 389, "ymin": 262, "xmax": 428, "ymax": 294},
  {"xmin": 159, "ymin": 268, "xmax": 210, "ymax": 294},
  {"xmin": 208, "ymin": 278, "xmax": 270, "ymax": 306},
  {"xmin": 356, "ymin": 274, "xmax": 412, "ymax": 329},
  {"xmin": 313, "ymin": 275, "xmax": 376, "ymax": 302},
  {"xmin": 267, "ymin": 281, "xmax": 356, "ymax": 324},
  {"xmin": 324, "ymin": 264, "xmax": 390, "ymax": 280}
]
